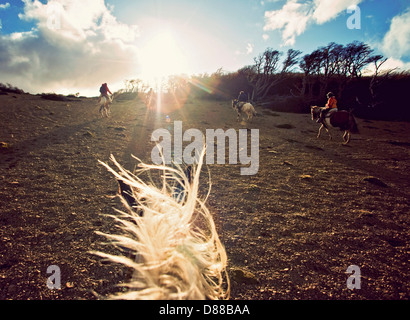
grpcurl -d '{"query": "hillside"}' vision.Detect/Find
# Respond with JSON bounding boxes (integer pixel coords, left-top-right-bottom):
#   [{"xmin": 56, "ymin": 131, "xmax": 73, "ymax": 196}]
[{"xmin": 0, "ymin": 92, "xmax": 409, "ymax": 300}]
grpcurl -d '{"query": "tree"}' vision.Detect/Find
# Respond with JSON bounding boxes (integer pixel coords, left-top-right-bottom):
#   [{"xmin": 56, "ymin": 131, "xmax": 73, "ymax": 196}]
[
  {"xmin": 299, "ymin": 50, "xmax": 321, "ymax": 97},
  {"xmin": 245, "ymin": 48, "xmax": 301, "ymax": 101},
  {"xmin": 298, "ymin": 41, "xmax": 382, "ymax": 100},
  {"xmin": 359, "ymin": 55, "xmax": 394, "ymax": 109},
  {"xmin": 282, "ymin": 49, "xmax": 302, "ymax": 74},
  {"xmin": 124, "ymin": 79, "xmax": 145, "ymax": 93},
  {"xmin": 167, "ymin": 75, "xmax": 190, "ymax": 97},
  {"xmin": 342, "ymin": 41, "xmax": 375, "ymax": 78}
]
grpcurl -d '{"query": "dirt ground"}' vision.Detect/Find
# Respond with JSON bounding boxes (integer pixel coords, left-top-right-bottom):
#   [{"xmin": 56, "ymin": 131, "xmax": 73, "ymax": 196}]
[{"xmin": 0, "ymin": 92, "xmax": 409, "ymax": 300}]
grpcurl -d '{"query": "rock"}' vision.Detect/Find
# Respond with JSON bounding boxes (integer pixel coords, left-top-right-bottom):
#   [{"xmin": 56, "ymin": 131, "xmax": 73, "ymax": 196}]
[
  {"xmin": 8, "ymin": 285, "xmax": 17, "ymax": 294},
  {"xmin": 0, "ymin": 142, "xmax": 11, "ymax": 149},
  {"xmin": 247, "ymin": 184, "xmax": 260, "ymax": 192},
  {"xmin": 230, "ymin": 268, "xmax": 259, "ymax": 285},
  {"xmin": 362, "ymin": 176, "xmax": 388, "ymax": 188},
  {"xmin": 65, "ymin": 235, "xmax": 74, "ymax": 241},
  {"xmin": 83, "ymin": 131, "xmax": 94, "ymax": 137},
  {"xmin": 276, "ymin": 124, "xmax": 295, "ymax": 129},
  {"xmin": 358, "ymin": 210, "xmax": 373, "ymax": 218}
]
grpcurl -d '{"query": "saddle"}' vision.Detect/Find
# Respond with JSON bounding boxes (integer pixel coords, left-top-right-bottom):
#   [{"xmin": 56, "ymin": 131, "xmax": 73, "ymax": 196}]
[
  {"xmin": 236, "ymin": 101, "xmax": 245, "ymax": 111},
  {"xmin": 328, "ymin": 110, "xmax": 349, "ymax": 127}
]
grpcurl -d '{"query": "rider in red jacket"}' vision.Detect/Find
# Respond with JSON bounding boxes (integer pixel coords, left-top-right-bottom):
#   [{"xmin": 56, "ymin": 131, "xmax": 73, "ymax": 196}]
[
  {"xmin": 99, "ymin": 83, "xmax": 112, "ymax": 101},
  {"xmin": 318, "ymin": 92, "xmax": 338, "ymax": 122}
]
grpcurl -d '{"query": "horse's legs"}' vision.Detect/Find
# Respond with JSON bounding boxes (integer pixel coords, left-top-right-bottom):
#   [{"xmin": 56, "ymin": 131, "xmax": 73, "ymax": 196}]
[
  {"xmin": 317, "ymin": 124, "xmax": 323, "ymax": 138},
  {"xmin": 323, "ymin": 123, "xmax": 332, "ymax": 140},
  {"xmin": 317, "ymin": 124, "xmax": 332, "ymax": 140},
  {"xmin": 343, "ymin": 131, "xmax": 350, "ymax": 144},
  {"xmin": 104, "ymin": 103, "xmax": 110, "ymax": 117}
]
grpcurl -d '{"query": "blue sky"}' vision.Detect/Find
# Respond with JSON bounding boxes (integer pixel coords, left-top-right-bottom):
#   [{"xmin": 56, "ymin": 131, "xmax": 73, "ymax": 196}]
[{"xmin": 0, "ymin": 0, "xmax": 409, "ymax": 96}]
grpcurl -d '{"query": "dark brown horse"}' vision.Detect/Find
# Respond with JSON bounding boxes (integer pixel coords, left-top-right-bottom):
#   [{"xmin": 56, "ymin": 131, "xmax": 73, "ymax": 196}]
[{"xmin": 311, "ymin": 106, "xmax": 359, "ymax": 144}]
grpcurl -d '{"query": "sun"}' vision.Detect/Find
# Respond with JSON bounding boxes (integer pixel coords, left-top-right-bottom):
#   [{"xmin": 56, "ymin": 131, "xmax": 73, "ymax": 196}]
[{"xmin": 138, "ymin": 31, "xmax": 189, "ymax": 85}]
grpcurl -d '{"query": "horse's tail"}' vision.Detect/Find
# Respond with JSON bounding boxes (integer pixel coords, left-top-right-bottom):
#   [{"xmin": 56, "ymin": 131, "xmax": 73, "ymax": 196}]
[
  {"xmin": 349, "ymin": 112, "xmax": 359, "ymax": 134},
  {"xmin": 251, "ymin": 104, "xmax": 257, "ymax": 116},
  {"xmin": 93, "ymin": 149, "xmax": 230, "ymax": 300}
]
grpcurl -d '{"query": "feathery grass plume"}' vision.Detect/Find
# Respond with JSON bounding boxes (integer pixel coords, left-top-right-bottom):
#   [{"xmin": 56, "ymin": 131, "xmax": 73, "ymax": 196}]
[{"xmin": 92, "ymin": 149, "xmax": 230, "ymax": 300}]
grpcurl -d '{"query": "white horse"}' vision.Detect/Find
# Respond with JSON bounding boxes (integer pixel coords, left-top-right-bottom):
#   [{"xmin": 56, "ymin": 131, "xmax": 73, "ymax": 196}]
[
  {"xmin": 98, "ymin": 94, "xmax": 114, "ymax": 118},
  {"xmin": 92, "ymin": 149, "xmax": 230, "ymax": 300},
  {"xmin": 232, "ymin": 99, "xmax": 257, "ymax": 122}
]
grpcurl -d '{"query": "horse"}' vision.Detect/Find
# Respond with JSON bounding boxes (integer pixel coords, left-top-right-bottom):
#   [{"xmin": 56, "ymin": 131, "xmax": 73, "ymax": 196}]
[
  {"xmin": 232, "ymin": 99, "xmax": 257, "ymax": 122},
  {"xmin": 92, "ymin": 149, "xmax": 230, "ymax": 300},
  {"xmin": 98, "ymin": 94, "xmax": 114, "ymax": 118},
  {"xmin": 310, "ymin": 106, "xmax": 359, "ymax": 144}
]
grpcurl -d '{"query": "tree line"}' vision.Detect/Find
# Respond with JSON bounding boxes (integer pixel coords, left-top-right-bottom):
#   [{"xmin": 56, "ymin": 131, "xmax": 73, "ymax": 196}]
[{"xmin": 187, "ymin": 41, "xmax": 409, "ymax": 120}]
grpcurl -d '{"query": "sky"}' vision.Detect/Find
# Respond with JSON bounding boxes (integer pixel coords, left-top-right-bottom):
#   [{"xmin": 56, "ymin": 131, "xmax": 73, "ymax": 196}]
[{"xmin": 0, "ymin": 0, "xmax": 409, "ymax": 96}]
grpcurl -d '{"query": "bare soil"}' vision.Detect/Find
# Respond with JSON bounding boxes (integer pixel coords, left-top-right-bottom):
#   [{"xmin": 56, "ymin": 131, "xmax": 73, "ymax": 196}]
[{"xmin": 0, "ymin": 93, "xmax": 409, "ymax": 300}]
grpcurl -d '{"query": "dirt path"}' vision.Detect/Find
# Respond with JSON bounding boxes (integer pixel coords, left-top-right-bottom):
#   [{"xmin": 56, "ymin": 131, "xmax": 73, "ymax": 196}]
[{"xmin": 0, "ymin": 93, "xmax": 408, "ymax": 300}]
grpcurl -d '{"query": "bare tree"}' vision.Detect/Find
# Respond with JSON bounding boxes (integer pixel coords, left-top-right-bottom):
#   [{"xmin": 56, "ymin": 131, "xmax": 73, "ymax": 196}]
[
  {"xmin": 342, "ymin": 41, "xmax": 375, "ymax": 78},
  {"xmin": 282, "ymin": 49, "xmax": 302, "ymax": 73},
  {"xmin": 124, "ymin": 79, "xmax": 145, "ymax": 93},
  {"xmin": 167, "ymin": 75, "xmax": 190, "ymax": 97},
  {"xmin": 368, "ymin": 55, "xmax": 388, "ymax": 100},
  {"xmin": 297, "ymin": 41, "xmax": 382, "ymax": 100},
  {"xmin": 245, "ymin": 48, "xmax": 301, "ymax": 101},
  {"xmin": 299, "ymin": 50, "xmax": 321, "ymax": 97},
  {"xmin": 362, "ymin": 55, "xmax": 395, "ymax": 108}
]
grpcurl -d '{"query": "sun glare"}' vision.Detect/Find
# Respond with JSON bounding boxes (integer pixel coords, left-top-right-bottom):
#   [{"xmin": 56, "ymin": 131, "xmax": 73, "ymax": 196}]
[{"xmin": 138, "ymin": 31, "xmax": 189, "ymax": 85}]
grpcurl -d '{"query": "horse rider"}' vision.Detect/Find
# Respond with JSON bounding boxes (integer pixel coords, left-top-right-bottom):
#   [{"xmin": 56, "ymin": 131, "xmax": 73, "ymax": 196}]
[
  {"xmin": 99, "ymin": 83, "xmax": 112, "ymax": 102},
  {"xmin": 237, "ymin": 91, "xmax": 248, "ymax": 109},
  {"xmin": 238, "ymin": 91, "xmax": 248, "ymax": 102},
  {"xmin": 147, "ymin": 88, "xmax": 155, "ymax": 106},
  {"xmin": 317, "ymin": 92, "xmax": 338, "ymax": 123}
]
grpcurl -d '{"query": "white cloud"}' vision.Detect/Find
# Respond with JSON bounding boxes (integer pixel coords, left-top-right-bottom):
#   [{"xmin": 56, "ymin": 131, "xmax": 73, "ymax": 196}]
[
  {"xmin": 246, "ymin": 43, "xmax": 254, "ymax": 55},
  {"xmin": 361, "ymin": 57, "xmax": 410, "ymax": 76},
  {"xmin": 380, "ymin": 8, "xmax": 410, "ymax": 60},
  {"xmin": 0, "ymin": 0, "xmax": 140, "ymax": 95},
  {"xmin": 263, "ymin": 0, "xmax": 312, "ymax": 46},
  {"xmin": 0, "ymin": 3, "xmax": 10, "ymax": 10},
  {"xmin": 379, "ymin": 57, "xmax": 410, "ymax": 72},
  {"xmin": 263, "ymin": 0, "xmax": 364, "ymax": 46},
  {"xmin": 235, "ymin": 43, "xmax": 255, "ymax": 56},
  {"xmin": 313, "ymin": 0, "xmax": 362, "ymax": 24}
]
